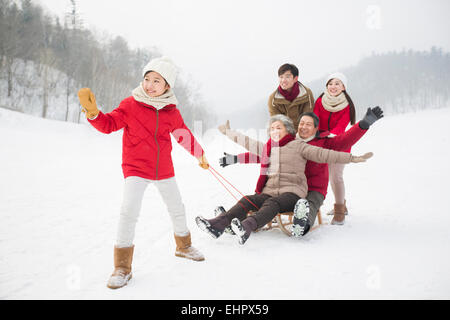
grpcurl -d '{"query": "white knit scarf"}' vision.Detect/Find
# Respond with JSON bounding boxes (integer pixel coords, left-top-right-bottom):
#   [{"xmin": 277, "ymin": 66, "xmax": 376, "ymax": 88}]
[
  {"xmin": 132, "ymin": 82, "xmax": 178, "ymax": 110},
  {"xmin": 296, "ymin": 133, "xmax": 316, "ymax": 142},
  {"xmin": 321, "ymin": 91, "xmax": 348, "ymax": 113}
]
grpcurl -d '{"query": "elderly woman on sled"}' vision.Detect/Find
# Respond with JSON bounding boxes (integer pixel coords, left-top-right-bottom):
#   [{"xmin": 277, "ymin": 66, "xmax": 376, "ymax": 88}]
[{"xmin": 196, "ymin": 114, "xmax": 373, "ymax": 245}]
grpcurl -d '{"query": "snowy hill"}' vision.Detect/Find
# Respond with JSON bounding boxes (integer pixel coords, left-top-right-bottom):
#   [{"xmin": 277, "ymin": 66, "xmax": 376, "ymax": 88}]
[
  {"xmin": 1, "ymin": 106, "xmax": 450, "ymax": 299},
  {"xmin": 0, "ymin": 59, "xmax": 82, "ymax": 122}
]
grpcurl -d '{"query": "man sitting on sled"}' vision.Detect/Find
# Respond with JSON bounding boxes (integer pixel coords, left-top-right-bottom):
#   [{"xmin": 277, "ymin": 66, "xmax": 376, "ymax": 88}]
[
  {"xmin": 196, "ymin": 114, "xmax": 373, "ymax": 245},
  {"xmin": 213, "ymin": 107, "xmax": 383, "ymax": 237}
]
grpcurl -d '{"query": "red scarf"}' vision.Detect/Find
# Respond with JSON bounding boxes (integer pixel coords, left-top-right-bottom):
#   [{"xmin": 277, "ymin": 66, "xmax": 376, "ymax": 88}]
[
  {"xmin": 278, "ymin": 82, "xmax": 300, "ymax": 102},
  {"xmin": 255, "ymin": 134, "xmax": 296, "ymax": 194}
]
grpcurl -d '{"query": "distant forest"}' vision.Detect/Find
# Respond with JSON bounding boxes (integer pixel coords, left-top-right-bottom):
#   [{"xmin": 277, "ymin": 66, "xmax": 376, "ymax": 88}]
[
  {"xmin": 308, "ymin": 47, "xmax": 450, "ymax": 118},
  {"xmin": 0, "ymin": 0, "xmax": 216, "ymax": 128},
  {"xmin": 1, "ymin": 0, "xmax": 448, "ymax": 130}
]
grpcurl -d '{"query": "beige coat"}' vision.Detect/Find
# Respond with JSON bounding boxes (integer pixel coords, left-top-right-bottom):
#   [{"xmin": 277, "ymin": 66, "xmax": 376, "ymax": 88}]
[
  {"xmin": 268, "ymin": 83, "xmax": 314, "ymax": 129},
  {"xmin": 224, "ymin": 129, "xmax": 352, "ymax": 199}
]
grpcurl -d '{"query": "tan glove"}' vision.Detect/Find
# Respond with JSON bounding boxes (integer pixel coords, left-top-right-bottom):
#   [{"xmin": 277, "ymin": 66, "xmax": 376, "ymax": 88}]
[
  {"xmin": 78, "ymin": 88, "xmax": 100, "ymax": 119},
  {"xmin": 351, "ymin": 152, "xmax": 374, "ymax": 163},
  {"xmin": 197, "ymin": 154, "xmax": 210, "ymax": 170},
  {"xmin": 218, "ymin": 120, "xmax": 230, "ymax": 135}
]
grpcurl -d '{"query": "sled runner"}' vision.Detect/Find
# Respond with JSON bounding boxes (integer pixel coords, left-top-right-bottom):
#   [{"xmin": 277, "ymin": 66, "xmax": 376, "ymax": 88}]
[{"xmin": 251, "ymin": 210, "xmax": 324, "ymax": 236}]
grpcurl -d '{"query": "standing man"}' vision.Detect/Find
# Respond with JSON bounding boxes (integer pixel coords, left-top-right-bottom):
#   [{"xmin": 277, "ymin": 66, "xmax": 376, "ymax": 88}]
[{"xmin": 269, "ymin": 64, "xmax": 315, "ymax": 129}]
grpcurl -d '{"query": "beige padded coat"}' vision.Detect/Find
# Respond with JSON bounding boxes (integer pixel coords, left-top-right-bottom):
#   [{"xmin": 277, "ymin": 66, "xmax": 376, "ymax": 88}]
[{"xmin": 224, "ymin": 129, "xmax": 352, "ymax": 199}]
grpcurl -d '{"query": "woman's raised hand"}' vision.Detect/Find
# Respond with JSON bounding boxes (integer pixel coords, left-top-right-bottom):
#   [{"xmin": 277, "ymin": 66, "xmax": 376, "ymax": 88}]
[
  {"xmin": 351, "ymin": 152, "xmax": 374, "ymax": 163},
  {"xmin": 219, "ymin": 152, "xmax": 238, "ymax": 168},
  {"xmin": 359, "ymin": 106, "xmax": 384, "ymax": 129}
]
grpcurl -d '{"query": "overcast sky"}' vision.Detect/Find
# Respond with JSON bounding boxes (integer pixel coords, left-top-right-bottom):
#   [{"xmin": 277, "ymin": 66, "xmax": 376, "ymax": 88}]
[{"xmin": 36, "ymin": 0, "xmax": 450, "ymax": 115}]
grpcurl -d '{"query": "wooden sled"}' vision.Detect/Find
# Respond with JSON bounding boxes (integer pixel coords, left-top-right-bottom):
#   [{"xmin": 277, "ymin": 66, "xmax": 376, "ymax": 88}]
[{"xmin": 255, "ymin": 210, "xmax": 324, "ymax": 236}]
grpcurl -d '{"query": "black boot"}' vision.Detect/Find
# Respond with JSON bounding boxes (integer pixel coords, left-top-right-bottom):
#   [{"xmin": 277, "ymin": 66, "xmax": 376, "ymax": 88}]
[
  {"xmin": 196, "ymin": 211, "xmax": 231, "ymax": 239},
  {"xmin": 214, "ymin": 206, "xmax": 235, "ymax": 235},
  {"xmin": 230, "ymin": 216, "xmax": 257, "ymax": 245},
  {"xmin": 196, "ymin": 216, "xmax": 223, "ymax": 239},
  {"xmin": 292, "ymin": 199, "xmax": 311, "ymax": 237}
]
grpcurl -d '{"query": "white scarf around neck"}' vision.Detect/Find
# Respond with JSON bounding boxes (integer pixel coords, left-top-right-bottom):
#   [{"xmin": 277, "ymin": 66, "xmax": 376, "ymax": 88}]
[
  {"xmin": 132, "ymin": 82, "xmax": 178, "ymax": 110},
  {"xmin": 321, "ymin": 91, "xmax": 348, "ymax": 113},
  {"xmin": 296, "ymin": 133, "xmax": 316, "ymax": 142}
]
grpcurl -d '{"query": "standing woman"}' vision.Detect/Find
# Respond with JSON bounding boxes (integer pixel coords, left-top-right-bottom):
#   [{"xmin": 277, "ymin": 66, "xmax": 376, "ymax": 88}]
[{"xmin": 314, "ymin": 73, "xmax": 356, "ymax": 225}]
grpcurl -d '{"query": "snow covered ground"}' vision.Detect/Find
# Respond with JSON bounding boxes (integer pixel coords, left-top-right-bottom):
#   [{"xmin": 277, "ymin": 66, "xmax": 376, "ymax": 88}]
[{"xmin": 1, "ymin": 106, "xmax": 449, "ymax": 300}]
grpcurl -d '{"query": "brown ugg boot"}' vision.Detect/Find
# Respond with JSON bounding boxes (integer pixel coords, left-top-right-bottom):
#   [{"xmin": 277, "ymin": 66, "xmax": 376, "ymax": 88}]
[
  {"xmin": 331, "ymin": 203, "xmax": 346, "ymax": 225},
  {"xmin": 174, "ymin": 233, "xmax": 205, "ymax": 262},
  {"xmin": 327, "ymin": 200, "xmax": 348, "ymax": 216},
  {"xmin": 107, "ymin": 245, "xmax": 134, "ymax": 289}
]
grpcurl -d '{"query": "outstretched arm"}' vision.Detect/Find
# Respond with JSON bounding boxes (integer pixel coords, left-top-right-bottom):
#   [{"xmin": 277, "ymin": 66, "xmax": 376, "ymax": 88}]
[
  {"xmin": 219, "ymin": 152, "xmax": 261, "ymax": 168},
  {"xmin": 218, "ymin": 120, "xmax": 265, "ymax": 158},
  {"xmin": 299, "ymin": 141, "xmax": 372, "ymax": 164},
  {"xmin": 325, "ymin": 122, "xmax": 366, "ymax": 151},
  {"xmin": 78, "ymin": 88, "xmax": 127, "ymax": 134},
  {"xmin": 325, "ymin": 106, "xmax": 384, "ymax": 151}
]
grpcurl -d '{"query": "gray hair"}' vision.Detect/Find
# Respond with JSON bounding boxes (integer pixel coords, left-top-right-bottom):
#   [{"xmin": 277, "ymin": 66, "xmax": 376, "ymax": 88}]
[{"xmin": 268, "ymin": 114, "xmax": 296, "ymax": 136}]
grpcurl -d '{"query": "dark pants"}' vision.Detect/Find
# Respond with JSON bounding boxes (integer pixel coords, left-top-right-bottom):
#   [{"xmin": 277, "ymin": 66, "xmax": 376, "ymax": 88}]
[
  {"xmin": 224, "ymin": 192, "xmax": 300, "ymax": 229},
  {"xmin": 306, "ymin": 190, "xmax": 325, "ymax": 227}
]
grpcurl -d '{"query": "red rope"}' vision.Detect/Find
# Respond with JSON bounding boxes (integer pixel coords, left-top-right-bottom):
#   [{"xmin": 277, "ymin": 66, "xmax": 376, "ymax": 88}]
[
  {"xmin": 208, "ymin": 167, "xmax": 240, "ymax": 203},
  {"xmin": 208, "ymin": 165, "xmax": 260, "ymax": 212}
]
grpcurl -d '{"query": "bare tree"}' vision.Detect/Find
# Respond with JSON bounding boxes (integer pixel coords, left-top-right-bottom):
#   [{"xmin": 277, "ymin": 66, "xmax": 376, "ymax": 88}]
[
  {"xmin": 0, "ymin": 0, "xmax": 217, "ymax": 128},
  {"xmin": 0, "ymin": 1, "xmax": 20, "ymax": 99}
]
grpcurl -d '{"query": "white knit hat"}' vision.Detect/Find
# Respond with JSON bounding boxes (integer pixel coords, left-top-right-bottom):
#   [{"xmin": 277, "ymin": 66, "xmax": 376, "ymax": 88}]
[
  {"xmin": 142, "ymin": 56, "xmax": 177, "ymax": 88},
  {"xmin": 326, "ymin": 72, "xmax": 348, "ymax": 90}
]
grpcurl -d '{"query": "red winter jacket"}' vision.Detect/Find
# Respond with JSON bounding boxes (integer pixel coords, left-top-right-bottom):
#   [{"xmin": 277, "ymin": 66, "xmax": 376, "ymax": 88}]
[
  {"xmin": 88, "ymin": 96, "xmax": 204, "ymax": 180},
  {"xmin": 237, "ymin": 123, "xmax": 367, "ymax": 198},
  {"xmin": 314, "ymin": 96, "xmax": 352, "ymax": 151}
]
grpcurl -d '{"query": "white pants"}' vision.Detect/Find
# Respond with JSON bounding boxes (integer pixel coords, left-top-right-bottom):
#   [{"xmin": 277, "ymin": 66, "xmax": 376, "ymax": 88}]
[
  {"xmin": 329, "ymin": 163, "xmax": 346, "ymax": 205},
  {"xmin": 115, "ymin": 176, "xmax": 189, "ymax": 248}
]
